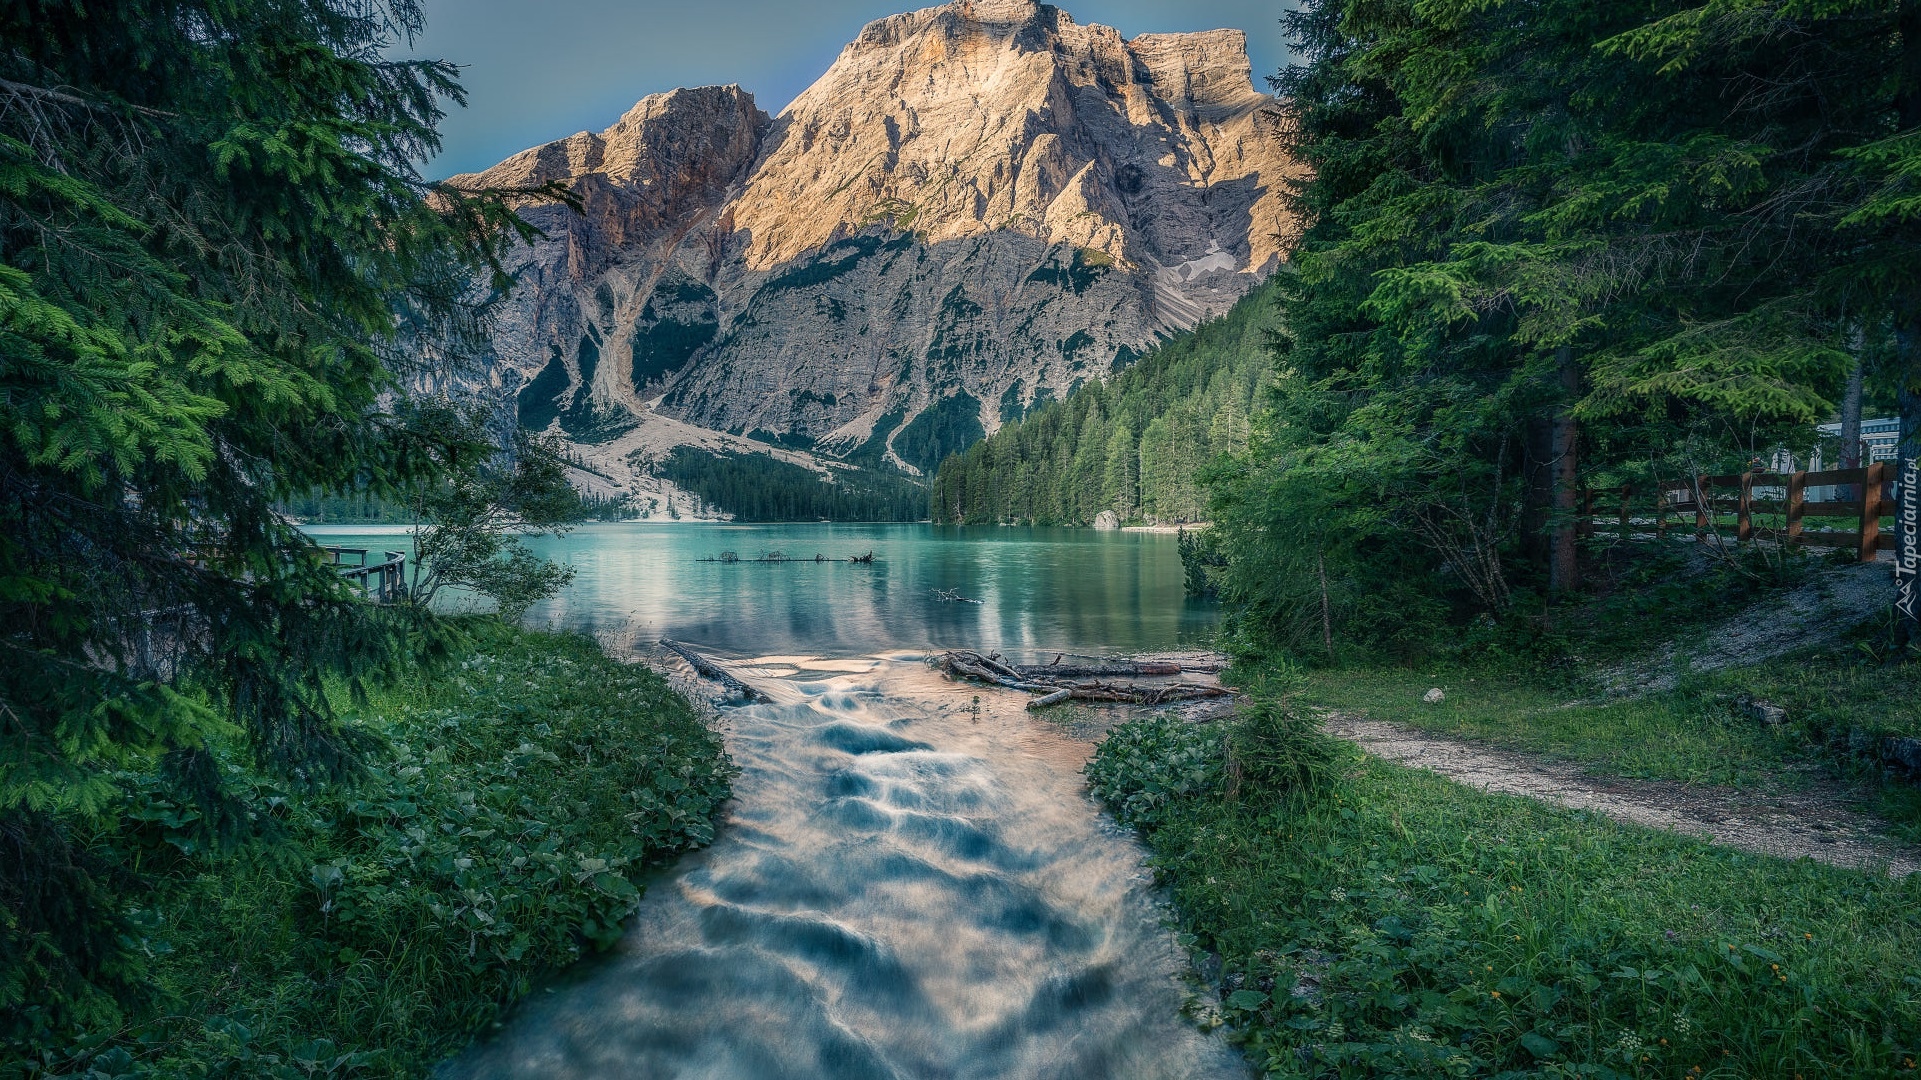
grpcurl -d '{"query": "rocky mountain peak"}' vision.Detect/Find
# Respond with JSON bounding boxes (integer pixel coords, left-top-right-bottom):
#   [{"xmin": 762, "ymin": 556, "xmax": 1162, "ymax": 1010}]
[
  {"xmin": 455, "ymin": 2, "xmax": 1303, "ymax": 505},
  {"xmin": 734, "ymin": 3, "xmax": 1289, "ymax": 277}
]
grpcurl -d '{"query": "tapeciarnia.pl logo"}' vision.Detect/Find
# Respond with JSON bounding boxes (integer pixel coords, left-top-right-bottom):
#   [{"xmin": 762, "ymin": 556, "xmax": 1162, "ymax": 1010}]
[{"xmin": 1899, "ymin": 457, "xmax": 1919, "ymax": 623}]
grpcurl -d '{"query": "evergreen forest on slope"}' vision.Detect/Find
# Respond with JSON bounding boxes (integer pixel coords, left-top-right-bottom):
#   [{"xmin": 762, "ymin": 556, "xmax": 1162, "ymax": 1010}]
[
  {"xmin": 930, "ymin": 279, "xmax": 1280, "ymax": 525},
  {"xmin": 655, "ymin": 447, "xmax": 930, "ymax": 522}
]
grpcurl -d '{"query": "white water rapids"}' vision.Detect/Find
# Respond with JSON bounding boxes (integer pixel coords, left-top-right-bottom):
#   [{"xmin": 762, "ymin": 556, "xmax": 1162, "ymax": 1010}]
[{"xmin": 440, "ymin": 652, "xmax": 1246, "ymax": 1079}]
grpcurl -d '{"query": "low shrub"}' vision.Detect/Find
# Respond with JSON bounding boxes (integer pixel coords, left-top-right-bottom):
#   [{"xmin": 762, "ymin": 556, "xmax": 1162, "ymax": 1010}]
[{"xmin": 1085, "ymin": 713, "xmax": 1226, "ymax": 832}]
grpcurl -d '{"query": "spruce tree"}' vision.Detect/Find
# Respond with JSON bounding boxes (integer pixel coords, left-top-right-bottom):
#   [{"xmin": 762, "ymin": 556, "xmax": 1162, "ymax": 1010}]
[
  {"xmin": 1210, "ymin": 0, "xmax": 1918, "ymax": 650},
  {"xmin": 0, "ymin": 0, "xmax": 554, "ymax": 1037}
]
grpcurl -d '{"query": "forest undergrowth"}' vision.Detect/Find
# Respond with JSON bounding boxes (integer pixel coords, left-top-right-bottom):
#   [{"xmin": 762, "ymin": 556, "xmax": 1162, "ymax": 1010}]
[{"xmin": 9, "ymin": 625, "xmax": 733, "ymax": 1080}]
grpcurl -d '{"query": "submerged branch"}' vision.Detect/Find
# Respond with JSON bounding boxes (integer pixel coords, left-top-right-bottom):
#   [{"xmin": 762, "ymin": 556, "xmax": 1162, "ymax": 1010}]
[{"xmin": 661, "ymin": 639, "xmax": 768, "ymax": 702}]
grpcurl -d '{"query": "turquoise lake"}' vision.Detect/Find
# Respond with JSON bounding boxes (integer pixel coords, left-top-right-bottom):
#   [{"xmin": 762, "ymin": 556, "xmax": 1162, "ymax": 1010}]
[{"xmin": 301, "ymin": 522, "xmax": 1218, "ymax": 658}]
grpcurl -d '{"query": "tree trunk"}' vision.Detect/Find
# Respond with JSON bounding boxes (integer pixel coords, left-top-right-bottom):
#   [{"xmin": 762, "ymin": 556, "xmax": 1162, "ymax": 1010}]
[
  {"xmin": 1522, "ymin": 417, "xmax": 1554, "ymax": 572},
  {"xmin": 1839, "ymin": 335, "xmax": 1866, "ymax": 501},
  {"xmin": 1318, "ymin": 551, "xmax": 1334, "ymax": 660},
  {"xmin": 1549, "ymin": 345, "xmax": 1581, "ymax": 596},
  {"xmin": 1840, "ymin": 350, "xmax": 1865, "ymax": 472}
]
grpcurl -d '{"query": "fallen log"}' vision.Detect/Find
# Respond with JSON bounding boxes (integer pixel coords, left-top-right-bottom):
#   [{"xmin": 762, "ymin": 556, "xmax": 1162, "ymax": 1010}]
[
  {"xmin": 939, "ymin": 651, "xmax": 1233, "ymax": 706},
  {"xmin": 1011, "ymin": 662, "xmax": 1183, "ymax": 679},
  {"xmin": 660, "ymin": 639, "xmax": 767, "ymax": 702},
  {"xmin": 1026, "ymin": 688, "xmax": 1075, "ymax": 710},
  {"xmin": 1055, "ymin": 683, "xmax": 1231, "ymax": 706},
  {"xmin": 975, "ymin": 653, "xmax": 1029, "ymax": 681}
]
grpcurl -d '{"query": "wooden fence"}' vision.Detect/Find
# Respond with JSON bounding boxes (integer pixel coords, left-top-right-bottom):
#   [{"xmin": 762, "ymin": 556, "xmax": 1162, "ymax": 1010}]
[
  {"xmin": 322, "ymin": 547, "xmax": 407, "ymax": 603},
  {"xmin": 1582, "ymin": 462, "xmax": 1896, "ymax": 562}
]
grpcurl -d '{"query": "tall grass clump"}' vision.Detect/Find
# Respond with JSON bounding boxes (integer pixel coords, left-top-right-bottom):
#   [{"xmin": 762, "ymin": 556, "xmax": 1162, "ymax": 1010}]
[{"xmin": 1226, "ymin": 677, "xmax": 1340, "ymax": 810}]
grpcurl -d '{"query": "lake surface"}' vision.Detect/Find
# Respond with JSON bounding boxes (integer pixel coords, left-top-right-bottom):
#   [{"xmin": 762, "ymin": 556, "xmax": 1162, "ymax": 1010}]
[
  {"xmin": 303, "ymin": 522, "xmax": 1243, "ymax": 1079},
  {"xmin": 302, "ymin": 522, "xmax": 1219, "ymax": 659}
]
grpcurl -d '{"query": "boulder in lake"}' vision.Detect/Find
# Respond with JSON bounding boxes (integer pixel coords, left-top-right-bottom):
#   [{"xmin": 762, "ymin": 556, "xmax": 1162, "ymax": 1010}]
[{"xmin": 1093, "ymin": 510, "xmax": 1121, "ymax": 531}]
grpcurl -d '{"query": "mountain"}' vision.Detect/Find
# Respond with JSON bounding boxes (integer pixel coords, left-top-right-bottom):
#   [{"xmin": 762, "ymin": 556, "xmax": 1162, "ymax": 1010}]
[{"xmin": 452, "ymin": 0, "xmax": 1301, "ymax": 513}]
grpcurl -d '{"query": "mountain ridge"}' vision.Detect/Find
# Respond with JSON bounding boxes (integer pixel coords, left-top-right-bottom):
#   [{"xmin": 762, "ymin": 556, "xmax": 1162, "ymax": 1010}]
[{"xmin": 451, "ymin": 0, "xmax": 1301, "ymax": 511}]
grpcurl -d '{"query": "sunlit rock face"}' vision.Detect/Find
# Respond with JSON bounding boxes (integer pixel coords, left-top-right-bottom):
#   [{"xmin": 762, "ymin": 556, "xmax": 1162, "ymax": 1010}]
[{"xmin": 454, "ymin": 0, "xmax": 1301, "ymax": 478}]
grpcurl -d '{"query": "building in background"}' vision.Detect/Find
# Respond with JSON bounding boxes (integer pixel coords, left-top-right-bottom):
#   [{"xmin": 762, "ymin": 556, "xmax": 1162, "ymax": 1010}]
[
  {"xmin": 1771, "ymin": 417, "xmax": 1901, "ymax": 475},
  {"xmin": 1814, "ymin": 417, "xmax": 1903, "ymax": 466}
]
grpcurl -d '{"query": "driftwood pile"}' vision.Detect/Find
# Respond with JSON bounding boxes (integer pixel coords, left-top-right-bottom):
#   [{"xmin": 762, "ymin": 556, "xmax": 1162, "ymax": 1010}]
[
  {"xmin": 938, "ymin": 651, "xmax": 1231, "ymax": 710},
  {"xmin": 698, "ymin": 550, "xmax": 877, "ymax": 564}
]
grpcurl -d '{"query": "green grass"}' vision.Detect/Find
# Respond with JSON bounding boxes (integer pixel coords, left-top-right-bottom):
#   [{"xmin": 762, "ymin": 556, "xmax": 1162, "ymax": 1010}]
[
  {"xmin": 1088, "ymin": 712, "xmax": 1921, "ymax": 1078},
  {"xmin": 1302, "ymin": 667, "xmax": 1792, "ymax": 788},
  {"xmin": 1297, "ymin": 650, "xmax": 1921, "ymax": 837},
  {"xmin": 14, "ymin": 623, "xmax": 733, "ymax": 1079}
]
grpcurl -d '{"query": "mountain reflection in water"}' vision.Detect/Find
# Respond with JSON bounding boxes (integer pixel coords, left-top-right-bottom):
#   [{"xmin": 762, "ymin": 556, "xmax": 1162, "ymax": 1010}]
[{"xmin": 299, "ymin": 523, "xmax": 1219, "ymax": 658}]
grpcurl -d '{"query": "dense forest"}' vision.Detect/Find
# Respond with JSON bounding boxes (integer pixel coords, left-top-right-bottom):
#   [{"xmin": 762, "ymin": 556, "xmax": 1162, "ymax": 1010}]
[
  {"xmin": 279, "ymin": 489, "xmax": 416, "ymax": 524},
  {"xmin": 655, "ymin": 448, "xmax": 929, "ymax": 522},
  {"xmin": 929, "ymin": 279, "xmax": 1280, "ymax": 525},
  {"xmin": 1190, "ymin": 0, "xmax": 1921, "ymax": 657},
  {"xmin": 0, "ymin": 0, "xmax": 727, "ymax": 1074}
]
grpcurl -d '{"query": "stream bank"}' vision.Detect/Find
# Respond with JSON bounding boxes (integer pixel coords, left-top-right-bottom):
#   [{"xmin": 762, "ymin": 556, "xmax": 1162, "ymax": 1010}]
[
  {"xmin": 1080, "ymin": 668, "xmax": 1921, "ymax": 1077},
  {"xmin": 11, "ymin": 624, "xmax": 732, "ymax": 1080},
  {"xmin": 440, "ymin": 651, "xmax": 1247, "ymax": 1080}
]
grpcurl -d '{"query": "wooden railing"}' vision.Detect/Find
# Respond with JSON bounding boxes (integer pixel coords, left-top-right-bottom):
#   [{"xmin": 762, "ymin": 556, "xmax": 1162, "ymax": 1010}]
[
  {"xmin": 1582, "ymin": 463, "xmax": 1897, "ymax": 562},
  {"xmin": 322, "ymin": 547, "xmax": 407, "ymax": 603}
]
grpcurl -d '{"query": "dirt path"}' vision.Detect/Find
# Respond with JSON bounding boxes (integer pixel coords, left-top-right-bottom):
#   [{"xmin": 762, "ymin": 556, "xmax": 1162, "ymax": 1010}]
[{"xmin": 1325, "ymin": 714, "xmax": 1920, "ymax": 878}]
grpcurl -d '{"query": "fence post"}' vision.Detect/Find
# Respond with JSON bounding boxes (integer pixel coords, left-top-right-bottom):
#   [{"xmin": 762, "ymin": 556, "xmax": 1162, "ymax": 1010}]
[
  {"xmin": 1786, "ymin": 471, "xmax": 1806, "ymax": 545},
  {"xmin": 1695, "ymin": 475, "xmax": 1710, "ymax": 540},
  {"xmin": 1738, "ymin": 472, "xmax": 1755, "ymax": 543},
  {"xmin": 1860, "ymin": 461, "xmax": 1886, "ymax": 563},
  {"xmin": 1619, "ymin": 484, "xmax": 1632, "ymax": 542}
]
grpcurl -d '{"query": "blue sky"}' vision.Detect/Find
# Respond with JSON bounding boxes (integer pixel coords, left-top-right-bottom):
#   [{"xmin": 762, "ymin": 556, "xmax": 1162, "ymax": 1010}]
[{"xmin": 405, "ymin": 1, "xmax": 1296, "ymax": 178}]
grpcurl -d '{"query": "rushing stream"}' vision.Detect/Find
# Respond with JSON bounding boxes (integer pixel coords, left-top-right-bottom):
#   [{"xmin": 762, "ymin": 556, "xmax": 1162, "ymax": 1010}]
[{"xmin": 304, "ymin": 524, "xmax": 1243, "ymax": 1078}]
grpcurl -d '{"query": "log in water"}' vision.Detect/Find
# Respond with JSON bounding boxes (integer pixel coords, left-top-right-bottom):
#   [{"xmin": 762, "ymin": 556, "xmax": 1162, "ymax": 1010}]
[{"xmin": 440, "ymin": 654, "xmax": 1245, "ymax": 1080}]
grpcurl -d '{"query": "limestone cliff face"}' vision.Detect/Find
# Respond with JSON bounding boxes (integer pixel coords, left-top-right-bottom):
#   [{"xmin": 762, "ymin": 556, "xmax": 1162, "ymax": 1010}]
[{"xmin": 455, "ymin": 0, "xmax": 1300, "ymax": 482}]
